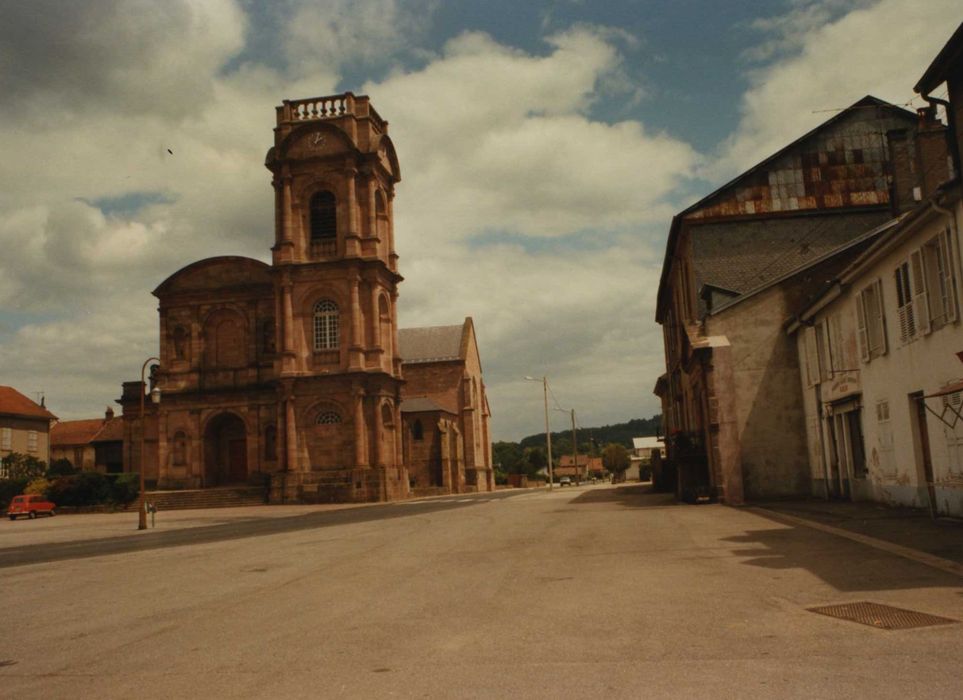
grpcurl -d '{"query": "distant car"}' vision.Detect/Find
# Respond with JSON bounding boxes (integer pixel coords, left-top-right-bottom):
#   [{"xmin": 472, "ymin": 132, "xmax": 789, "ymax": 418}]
[
  {"xmin": 559, "ymin": 476, "xmax": 572, "ymax": 486},
  {"xmin": 7, "ymin": 494, "xmax": 56, "ymax": 520}
]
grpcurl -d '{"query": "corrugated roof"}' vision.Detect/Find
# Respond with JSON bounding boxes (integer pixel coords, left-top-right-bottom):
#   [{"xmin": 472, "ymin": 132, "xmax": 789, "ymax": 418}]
[
  {"xmin": 692, "ymin": 211, "xmax": 891, "ymax": 307},
  {"xmin": 51, "ymin": 419, "xmax": 106, "ymax": 447},
  {"xmin": 0, "ymin": 386, "xmax": 57, "ymax": 420},
  {"xmin": 400, "ymin": 397, "xmax": 454, "ymax": 414},
  {"xmin": 398, "ymin": 324, "xmax": 464, "ymax": 363}
]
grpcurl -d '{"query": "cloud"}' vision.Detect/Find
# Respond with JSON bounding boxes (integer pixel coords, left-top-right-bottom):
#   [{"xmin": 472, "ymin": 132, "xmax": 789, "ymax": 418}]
[
  {"xmin": 0, "ymin": 0, "xmax": 247, "ymax": 122},
  {"xmin": 715, "ymin": 0, "xmax": 960, "ymax": 178},
  {"xmin": 0, "ymin": 4, "xmax": 683, "ymax": 440}
]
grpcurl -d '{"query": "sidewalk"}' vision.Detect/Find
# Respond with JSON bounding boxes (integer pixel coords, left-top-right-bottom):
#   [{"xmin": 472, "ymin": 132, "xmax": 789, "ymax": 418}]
[{"xmin": 752, "ymin": 498, "xmax": 963, "ymax": 574}]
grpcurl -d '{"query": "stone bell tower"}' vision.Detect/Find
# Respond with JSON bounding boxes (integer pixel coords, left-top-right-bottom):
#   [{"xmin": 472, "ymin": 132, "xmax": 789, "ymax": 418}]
[{"xmin": 265, "ymin": 92, "xmax": 407, "ymax": 502}]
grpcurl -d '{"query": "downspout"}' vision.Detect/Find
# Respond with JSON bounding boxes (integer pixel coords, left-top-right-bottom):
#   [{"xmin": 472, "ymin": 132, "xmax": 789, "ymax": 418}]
[{"xmin": 921, "ymin": 93, "xmax": 961, "ymax": 183}]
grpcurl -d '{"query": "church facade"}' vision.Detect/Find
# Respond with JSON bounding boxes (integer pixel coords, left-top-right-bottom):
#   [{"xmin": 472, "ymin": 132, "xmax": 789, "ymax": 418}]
[{"xmin": 119, "ymin": 93, "xmax": 492, "ymax": 503}]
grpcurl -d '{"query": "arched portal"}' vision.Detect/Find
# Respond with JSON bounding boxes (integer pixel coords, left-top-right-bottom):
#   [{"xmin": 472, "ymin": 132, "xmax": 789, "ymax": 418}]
[{"xmin": 204, "ymin": 413, "xmax": 247, "ymax": 486}]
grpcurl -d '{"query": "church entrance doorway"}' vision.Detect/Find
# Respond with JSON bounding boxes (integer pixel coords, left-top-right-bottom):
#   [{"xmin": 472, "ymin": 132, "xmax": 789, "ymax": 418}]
[{"xmin": 204, "ymin": 413, "xmax": 247, "ymax": 486}]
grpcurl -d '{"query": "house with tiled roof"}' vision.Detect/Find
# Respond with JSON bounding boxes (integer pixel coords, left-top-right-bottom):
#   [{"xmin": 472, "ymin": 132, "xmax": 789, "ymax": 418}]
[
  {"xmin": 50, "ymin": 407, "xmax": 125, "ymax": 473},
  {"xmin": 398, "ymin": 318, "xmax": 494, "ymax": 494},
  {"xmin": 655, "ymin": 96, "xmax": 948, "ymax": 504},
  {"xmin": 0, "ymin": 386, "xmax": 57, "ymax": 468}
]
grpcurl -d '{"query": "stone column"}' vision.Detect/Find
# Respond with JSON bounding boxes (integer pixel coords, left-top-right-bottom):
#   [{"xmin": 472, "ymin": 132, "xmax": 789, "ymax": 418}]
[
  {"xmin": 370, "ymin": 284, "xmax": 381, "ymax": 350},
  {"xmin": 281, "ymin": 283, "xmax": 295, "ymax": 374},
  {"xmin": 387, "ymin": 192, "xmax": 398, "ymax": 271},
  {"xmin": 367, "ymin": 177, "xmax": 377, "ymax": 240},
  {"xmin": 373, "ymin": 397, "xmax": 384, "ymax": 468},
  {"xmin": 349, "ymin": 275, "xmax": 363, "ymax": 369},
  {"xmin": 390, "ymin": 290, "xmax": 401, "ymax": 375},
  {"xmin": 354, "ymin": 388, "xmax": 368, "ymax": 467},
  {"xmin": 280, "ymin": 175, "xmax": 295, "ymax": 261},
  {"xmin": 345, "ymin": 167, "xmax": 361, "ymax": 256},
  {"xmin": 285, "ymin": 395, "xmax": 297, "ymax": 473}
]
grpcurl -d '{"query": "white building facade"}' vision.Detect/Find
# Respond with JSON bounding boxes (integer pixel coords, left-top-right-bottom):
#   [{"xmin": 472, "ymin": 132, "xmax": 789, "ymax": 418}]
[{"xmin": 789, "ymin": 189, "xmax": 963, "ymax": 516}]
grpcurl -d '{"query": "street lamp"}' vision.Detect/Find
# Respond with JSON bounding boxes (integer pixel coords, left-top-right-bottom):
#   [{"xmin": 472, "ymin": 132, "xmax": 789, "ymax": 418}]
[
  {"xmin": 138, "ymin": 357, "xmax": 161, "ymax": 530},
  {"xmin": 524, "ymin": 376, "xmax": 554, "ymax": 489}
]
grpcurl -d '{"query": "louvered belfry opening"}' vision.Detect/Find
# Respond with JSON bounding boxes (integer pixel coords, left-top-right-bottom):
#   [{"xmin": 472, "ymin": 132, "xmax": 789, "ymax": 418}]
[{"xmin": 310, "ymin": 190, "xmax": 337, "ymax": 241}]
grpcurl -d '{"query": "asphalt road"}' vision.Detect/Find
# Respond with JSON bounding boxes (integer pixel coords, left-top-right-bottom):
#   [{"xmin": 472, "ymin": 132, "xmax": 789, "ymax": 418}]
[{"xmin": 1, "ymin": 484, "xmax": 961, "ymax": 699}]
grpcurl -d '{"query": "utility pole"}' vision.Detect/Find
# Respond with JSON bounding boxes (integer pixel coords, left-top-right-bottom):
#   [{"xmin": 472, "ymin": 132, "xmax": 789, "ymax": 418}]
[
  {"xmin": 571, "ymin": 408, "xmax": 580, "ymax": 485},
  {"xmin": 543, "ymin": 377, "xmax": 554, "ymax": 489}
]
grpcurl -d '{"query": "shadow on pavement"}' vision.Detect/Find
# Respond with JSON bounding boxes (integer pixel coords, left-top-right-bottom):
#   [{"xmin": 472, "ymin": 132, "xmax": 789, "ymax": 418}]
[
  {"xmin": 720, "ymin": 521, "xmax": 962, "ymax": 592},
  {"xmin": 569, "ymin": 483, "xmax": 678, "ymax": 509}
]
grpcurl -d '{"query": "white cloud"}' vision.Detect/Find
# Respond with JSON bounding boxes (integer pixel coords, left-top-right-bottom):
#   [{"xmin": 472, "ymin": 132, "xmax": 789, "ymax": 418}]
[
  {"xmin": 716, "ymin": 0, "xmax": 960, "ymax": 178},
  {"xmin": 0, "ymin": 5, "xmax": 681, "ymax": 439}
]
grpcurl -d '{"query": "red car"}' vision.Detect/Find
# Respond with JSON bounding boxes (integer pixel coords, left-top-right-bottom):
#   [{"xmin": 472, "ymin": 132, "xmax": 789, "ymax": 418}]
[{"xmin": 7, "ymin": 494, "xmax": 56, "ymax": 520}]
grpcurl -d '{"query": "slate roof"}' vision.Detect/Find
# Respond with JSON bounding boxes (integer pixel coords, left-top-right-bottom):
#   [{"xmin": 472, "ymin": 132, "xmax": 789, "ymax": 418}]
[
  {"xmin": 400, "ymin": 397, "xmax": 453, "ymax": 414},
  {"xmin": 92, "ymin": 417, "xmax": 124, "ymax": 442},
  {"xmin": 51, "ymin": 419, "xmax": 107, "ymax": 447},
  {"xmin": 398, "ymin": 324, "xmax": 464, "ymax": 363},
  {"xmin": 0, "ymin": 386, "xmax": 57, "ymax": 421},
  {"xmin": 692, "ymin": 210, "xmax": 893, "ymax": 312}
]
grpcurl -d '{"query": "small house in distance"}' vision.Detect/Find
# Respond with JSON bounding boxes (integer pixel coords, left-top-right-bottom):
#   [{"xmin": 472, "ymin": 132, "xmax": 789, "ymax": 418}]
[{"xmin": 0, "ymin": 386, "xmax": 57, "ymax": 470}]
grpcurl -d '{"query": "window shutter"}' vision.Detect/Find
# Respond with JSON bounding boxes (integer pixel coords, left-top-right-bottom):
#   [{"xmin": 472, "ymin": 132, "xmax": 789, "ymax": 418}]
[
  {"xmin": 874, "ymin": 279, "xmax": 888, "ymax": 355},
  {"xmin": 910, "ymin": 249, "xmax": 931, "ymax": 335},
  {"xmin": 856, "ymin": 291, "xmax": 869, "ymax": 362},
  {"xmin": 940, "ymin": 230, "xmax": 958, "ymax": 323}
]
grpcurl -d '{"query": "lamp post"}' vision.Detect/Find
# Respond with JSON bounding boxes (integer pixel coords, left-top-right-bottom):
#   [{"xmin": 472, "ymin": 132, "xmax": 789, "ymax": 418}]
[
  {"xmin": 524, "ymin": 376, "xmax": 554, "ymax": 489},
  {"xmin": 138, "ymin": 357, "xmax": 161, "ymax": 530}
]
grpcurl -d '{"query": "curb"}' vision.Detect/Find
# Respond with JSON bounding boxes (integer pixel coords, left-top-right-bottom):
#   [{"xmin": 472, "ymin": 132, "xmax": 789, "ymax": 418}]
[{"xmin": 748, "ymin": 506, "xmax": 963, "ymax": 579}]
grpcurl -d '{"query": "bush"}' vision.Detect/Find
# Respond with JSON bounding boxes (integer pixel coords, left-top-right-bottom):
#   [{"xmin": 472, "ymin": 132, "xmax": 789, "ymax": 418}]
[
  {"xmin": 25, "ymin": 477, "xmax": 50, "ymax": 495},
  {"xmin": 47, "ymin": 458, "xmax": 77, "ymax": 477},
  {"xmin": 494, "ymin": 469, "xmax": 508, "ymax": 486},
  {"xmin": 110, "ymin": 473, "xmax": 140, "ymax": 505},
  {"xmin": 0, "ymin": 478, "xmax": 28, "ymax": 510},
  {"xmin": 1, "ymin": 453, "xmax": 46, "ymax": 481},
  {"xmin": 46, "ymin": 472, "xmax": 112, "ymax": 507}
]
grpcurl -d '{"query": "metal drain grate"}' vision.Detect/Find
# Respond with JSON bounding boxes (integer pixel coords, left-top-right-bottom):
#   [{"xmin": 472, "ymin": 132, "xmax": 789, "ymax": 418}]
[{"xmin": 808, "ymin": 601, "xmax": 958, "ymax": 630}]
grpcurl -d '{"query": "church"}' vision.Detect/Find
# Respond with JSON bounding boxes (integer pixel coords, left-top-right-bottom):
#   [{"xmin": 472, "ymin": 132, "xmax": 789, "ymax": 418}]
[{"xmin": 117, "ymin": 93, "xmax": 493, "ymax": 503}]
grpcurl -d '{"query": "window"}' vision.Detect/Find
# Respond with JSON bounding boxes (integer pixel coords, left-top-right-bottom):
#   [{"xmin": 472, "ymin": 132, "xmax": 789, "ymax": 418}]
[
  {"xmin": 316, "ymin": 411, "xmax": 341, "ymax": 425},
  {"xmin": 804, "ymin": 327, "xmax": 821, "ymax": 387},
  {"xmin": 894, "ymin": 258, "xmax": 926, "ymax": 342},
  {"xmin": 815, "ymin": 323, "xmax": 830, "ymax": 382},
  {"xmin": 309, "ymin": 191, "xmax": 337, "ymax": 241},
  {"xmin": 827, "ymin": 313, "xmax": 845, "ymax": 374},
  {"xmin": 172, "ymin": 326, "xmax": 189, "ymax": 361},
  {"xmin": 856, "ymin": 279, "xmax": 887, "ymax": 361},
  {"xmin": 921, "ymin": 230, "xmax": 958, "ymax": 329},
  {"xmin": 944, "ymin": 391, "xmax": 963, "ymax": 475},
  {"xmin": 413, "ymin": 419, "xmax": 424, "ymax": 441},
  {"xmin": 1, "ymin": 427, "xmax": 10, "ymax": 451},
  {"xmin": 27, "ymin": 430, "xmax": 37, "ymax": 454},
  {"xmin": 172, "ymin": 431, "xmax": 187, "ymax": 466},
  {"xmin": 313, "ymin": 300, "xmax": 339, "ymax": 351}
]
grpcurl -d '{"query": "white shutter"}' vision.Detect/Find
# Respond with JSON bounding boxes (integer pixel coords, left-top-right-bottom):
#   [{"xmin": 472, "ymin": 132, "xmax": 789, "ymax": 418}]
[
  {"xmin": 856, "ymin": 291, "xmax": 869, "ymax": 362},
  {"xmin": 939, "ymin": 230, "xmax": 958, "ymax": 323},
  {"xmin": 910, "ymin": 249, "xmax": 931, "ymax": 335},
  {"xmin": 873, "ymin": 279, "xmax": 888, "ymax": 355},
  {"xmin": 804, "ymin": 329, "xmax": 816, "ymax": 386}
]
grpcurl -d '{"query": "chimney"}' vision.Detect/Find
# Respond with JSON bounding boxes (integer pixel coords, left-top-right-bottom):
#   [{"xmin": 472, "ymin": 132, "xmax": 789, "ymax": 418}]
[
  {"xmin": 886, "ymin": 129, "xmax": 916, "ymax": 213},
  {"xmin": 915, "ymin": 106, "xmax": 951, "ymax": 198},
  {"xmin": 105, "ymin": 406, "xmax": 115, "ymax": 420}
]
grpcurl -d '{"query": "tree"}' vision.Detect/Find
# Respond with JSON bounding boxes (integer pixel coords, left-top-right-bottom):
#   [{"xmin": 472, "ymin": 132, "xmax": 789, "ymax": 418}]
[
  {"xmin": 601, "ymin": 443, "xmax": 629, "ymax": 474},
  {"xmin": 524, "ymin": 446, "xmax": 547, "ymax": 478},
  {"xmin": 493, "ymin": 441, "xmax": 525, "ymax": 474}
]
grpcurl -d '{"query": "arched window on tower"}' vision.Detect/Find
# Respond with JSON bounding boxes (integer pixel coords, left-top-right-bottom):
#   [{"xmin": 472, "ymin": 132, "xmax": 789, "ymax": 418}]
[
  {"xmin": 413, "ymin": 419, "xmax": 424, "ymax": 441},
  {"xmin": 310, "ymin": 191, "xmax": 337, "ymax": 254},
  {"xmin": 313, "ymin": 299, "xmax": 339, "ymax": 351}
]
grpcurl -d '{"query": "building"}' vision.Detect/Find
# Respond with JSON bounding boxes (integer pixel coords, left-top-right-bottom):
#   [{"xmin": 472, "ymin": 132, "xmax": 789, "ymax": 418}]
[
  {"xmin": 399, "ymin": 319, "xmax": 494, "ymax": 495},
  {"xmin": 118, "ymin": 92, "xmax": 492, "ymax": 503},
  {"xmin": 655, "ymin": 96, "xmax": 940, "ymax": 504},
  {"xmin": 787, "ymin": 23, "xmax": 963, "ymax": 516},
  {"xmin": 50, "ymin": 407, "xmax": 124, "ymax": 473},
  {"xmin": 555, "ymin": 454, "xmax": 603, "ymax": 481},
  {"xmin": 0, "ymin": 386, "xmax": 57, "ymax": 469}
]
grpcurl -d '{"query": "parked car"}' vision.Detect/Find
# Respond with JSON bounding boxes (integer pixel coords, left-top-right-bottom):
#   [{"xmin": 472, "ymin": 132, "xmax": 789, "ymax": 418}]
[
  {"xmin": 7, "ymin": 494, "xmax": 56, "ymax": 520},
  {"xmin": 559, "ymin": 476, "xmax": 572, "ymax": 487}
]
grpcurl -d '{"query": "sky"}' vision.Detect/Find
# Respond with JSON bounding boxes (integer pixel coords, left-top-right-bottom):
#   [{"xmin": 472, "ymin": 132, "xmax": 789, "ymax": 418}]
[{"xmin": 0, "ymin": 0, "xmax": 959, "ymax": 441}]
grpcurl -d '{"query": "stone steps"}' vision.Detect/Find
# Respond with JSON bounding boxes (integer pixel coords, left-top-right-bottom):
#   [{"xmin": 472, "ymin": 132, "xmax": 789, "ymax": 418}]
[{"xmin": 137, "ymin": 486, "xmax": 267, "ymax": 511}]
